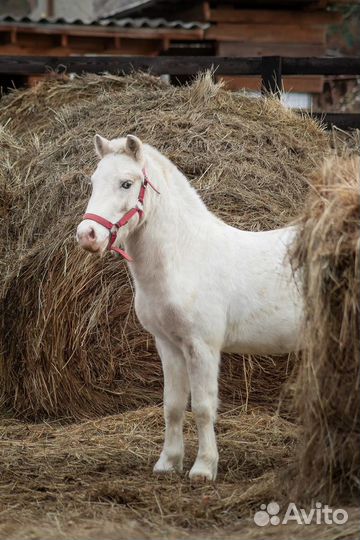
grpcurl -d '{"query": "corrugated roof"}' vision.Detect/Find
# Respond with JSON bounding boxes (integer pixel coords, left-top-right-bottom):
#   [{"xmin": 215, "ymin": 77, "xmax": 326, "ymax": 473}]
[
  {"xmin": 101, "ymin": 17, "xmax": 209, "ymax": 30},
  {"xmin": 0, "ymin": 14, "xmax": 92, "ymax": 25},
  {"xmin": 0, "ymin": 14, "xmax": 209, "ymax": 30}
]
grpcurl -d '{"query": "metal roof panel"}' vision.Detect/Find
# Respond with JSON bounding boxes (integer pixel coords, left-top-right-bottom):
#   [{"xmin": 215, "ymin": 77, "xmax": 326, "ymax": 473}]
[{"xmin": 0, "ymin": 14, "xmax": 209, "ymax": 31}]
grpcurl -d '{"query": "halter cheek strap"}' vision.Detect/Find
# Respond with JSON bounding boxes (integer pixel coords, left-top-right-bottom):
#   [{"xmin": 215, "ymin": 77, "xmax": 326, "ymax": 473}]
[{"xmin": 83, "ymin": 168, "xmax": 159, "ymax": 262}]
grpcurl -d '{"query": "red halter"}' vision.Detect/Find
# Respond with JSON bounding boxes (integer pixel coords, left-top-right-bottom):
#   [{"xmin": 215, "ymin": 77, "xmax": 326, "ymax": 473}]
[{"xmin": 83, "ymin": 168, "xmax": 159, "ymax": 262}]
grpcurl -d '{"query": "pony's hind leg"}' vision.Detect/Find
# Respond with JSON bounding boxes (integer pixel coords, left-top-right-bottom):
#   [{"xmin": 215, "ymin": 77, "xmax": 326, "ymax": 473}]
[
  {"xmin": 184, "ymin": 340, "xmax": 220, "ymax": 481},
  {"xmin": 153, "ymin": 337, "xmax": 189, "ymax": 474}
]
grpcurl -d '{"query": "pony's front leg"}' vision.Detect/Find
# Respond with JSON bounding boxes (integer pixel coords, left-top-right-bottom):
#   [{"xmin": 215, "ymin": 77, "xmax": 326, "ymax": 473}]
[
  {"xmin": 153, "ymin": 337, "xmax": 189, "ymax": 474},
  {"xmin": 185, "ymin": 341, "xmax": 220, "ymax": 481}
]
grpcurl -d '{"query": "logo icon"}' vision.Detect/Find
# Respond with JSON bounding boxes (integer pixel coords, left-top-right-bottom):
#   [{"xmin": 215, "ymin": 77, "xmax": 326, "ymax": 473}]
[{"xmin": 254, "ymin": 502, "xmax": 280, "ymax": 526}]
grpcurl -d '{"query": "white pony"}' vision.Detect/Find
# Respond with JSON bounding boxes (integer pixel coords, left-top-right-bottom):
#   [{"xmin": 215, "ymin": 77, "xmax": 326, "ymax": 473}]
[{"xmin": 77, "ymin": 134, "xmax": 302, "ymax": 481}]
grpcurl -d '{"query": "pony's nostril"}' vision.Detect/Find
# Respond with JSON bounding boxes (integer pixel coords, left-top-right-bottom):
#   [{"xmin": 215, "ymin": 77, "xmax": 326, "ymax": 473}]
[{"xmin": 89, "ymin": 228, "xmax": 96, "ymax": 240}]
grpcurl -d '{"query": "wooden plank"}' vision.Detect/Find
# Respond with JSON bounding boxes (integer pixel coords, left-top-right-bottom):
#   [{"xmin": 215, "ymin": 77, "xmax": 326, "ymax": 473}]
[
  {"xmin": 65, "ymin": 35, "xmax": 162, "ymax": 55},
  {"xmin": 207, "ymin": 8, "xmax": 342, "ymax": 25},
  {"xmin": 311, "ymin": 113, "xmax": 360, "ymax": 129},
  {"xmin": 203, "ymin": 1, "xmax": 211, "ymax": 21},
  {"xmin": 282, "ymin": 57, "xmax": 360, "ymax": 75},
  {"xmin": 10, "ymin": 28, "xmax": 17, "ymax": 44},
  {"xmin": 220, "ymin": 75, "xmax": 324, "ymax": 93},
  {"xmin": 0, "ymin": 56, "xmax": 264, "ymax": 75},
  {"xmin": 205, "ymin": 24, "xmax": 326, "ymax": 44},
  {"xmin": 217, "ymin": 41, "xmax": 326, "ymax": 57},
  {"xmin": 327, "ymin": 0, "xmax": 360, "ymax": 4},
  {"xmin": 0, "ymin": 56, "xmax": 359, "ymax": 77},
  {"xmin": 284, "ymin": 75, "xmax": 324, "ymax": 93},
  {"xmin": 0, "ymin": 22, "xmax": 204, "ymax": 41},
  {"xmin": 0, "ymin": 44, "xmax": 162, "ymax": 56}
]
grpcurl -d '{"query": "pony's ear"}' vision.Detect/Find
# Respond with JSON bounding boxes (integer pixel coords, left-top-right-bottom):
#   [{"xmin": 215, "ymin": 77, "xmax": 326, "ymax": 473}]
[
  {"xmin": 125, "ymin": 134, "xmax": 143, "ymax": 162},
  {"xmin": 94, "ymin": 134, "xmax": 111, "ymax": 159}
]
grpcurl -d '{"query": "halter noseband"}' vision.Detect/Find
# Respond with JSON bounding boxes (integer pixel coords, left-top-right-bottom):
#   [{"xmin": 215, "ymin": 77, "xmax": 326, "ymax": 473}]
[{"xmin": 83, "ymin": 168, "xmax": 159, "ymax": 262}]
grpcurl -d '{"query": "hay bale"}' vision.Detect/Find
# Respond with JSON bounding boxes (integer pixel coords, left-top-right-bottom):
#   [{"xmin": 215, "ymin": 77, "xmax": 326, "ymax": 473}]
[
  {"xmin": 0, "ymin": 73, "xmax": 330, "ymax": 419},
  {"xmin": 291, "ymin": 154, "xmax": 360, "ymax": 502}
]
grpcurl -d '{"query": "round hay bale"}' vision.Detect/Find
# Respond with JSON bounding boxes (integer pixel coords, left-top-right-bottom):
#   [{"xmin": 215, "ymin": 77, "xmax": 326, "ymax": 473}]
[
  {"xmin": 291, "ymin": 154, "xmax": 360, "ymax": 502},
  {"xmin": 0, "ymin": 73, "xmax": 330, "ymax": 419}
]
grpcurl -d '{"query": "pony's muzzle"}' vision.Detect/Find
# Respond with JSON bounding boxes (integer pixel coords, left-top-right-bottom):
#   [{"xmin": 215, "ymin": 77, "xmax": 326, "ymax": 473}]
[{"xmin": 77, "ymin": 221, "xmax": 104, "ymax": 253}]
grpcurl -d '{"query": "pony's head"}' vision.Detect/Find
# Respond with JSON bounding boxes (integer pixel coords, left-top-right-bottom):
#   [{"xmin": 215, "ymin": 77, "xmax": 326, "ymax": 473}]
[{"xmin": 77, "ymin": 134, "xmax": 146, "ymax": 255}]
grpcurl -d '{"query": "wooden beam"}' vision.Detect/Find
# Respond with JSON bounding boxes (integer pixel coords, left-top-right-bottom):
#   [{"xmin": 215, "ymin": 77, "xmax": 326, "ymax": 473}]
[
  {"xmin": 4, "ymin": 31, "xmax": 58, "ymax": 50},
  {"xmin": 220, "ymin": 75, "xmax": 325, "ymax": 93},
  {"xmin": 327, "ymin": 0, "xmax": 360, "ymax": 4},
  {"xmin": 0, "ymin": 44, "xmax": 23, "ymax": 54},
  {"xmin": 0, "ymin": 42, "xmax": 162, "ymax": 56},
  {"xmin": 205, "ymin": 24, "xmax": 326, "ymax": 44},
  {"xmin": 311, "ymin": 113, "xmax": 360, "ymax": 129},
  {"xmin": 280, "ymin": 75, "xmax": 326, "ymax": 93},
  {"xmin": 203, "ymin": 1, "xmax": 211, "ymax": 21},
  {"xmin": 207, "ymin": 9, "xmax": 342, "ymax": 25},
  {"xmin": 47, "ymin": 0, "xmax": 54, "ymax": 17},
  {"xmin": 282, "ymin": 57, "xmax": 360, "ymax": 75},
  {"xmin": 0, "ymin": 56, "xmax": 359, "ymax": 77},
  {"xmin": 0, "ymin": 56, "xmax": 261, "ymax": 75},
  {"xmin": 0, "ymin": 22, "xmax": 204, "ymax": 41},
  {"xmin": 217, "ymin": 41, "xmax": 326, "ymax": 58},
  {"xmin": 0, "ymin": 45, "xmax": 71, "ymax": 55},
  {"xmin": 10, "ymin": 28, "xmax": 17, "ymax": 44},
  {"xmin": 162, "ymin": 38, "xmax": 170, "ymax": 51}
]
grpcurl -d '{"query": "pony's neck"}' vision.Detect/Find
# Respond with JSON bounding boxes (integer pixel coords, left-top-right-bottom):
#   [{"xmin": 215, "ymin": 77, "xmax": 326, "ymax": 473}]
[{"xmin": 125, "ymin": 145, "xmax": 212, "ymax": 284}]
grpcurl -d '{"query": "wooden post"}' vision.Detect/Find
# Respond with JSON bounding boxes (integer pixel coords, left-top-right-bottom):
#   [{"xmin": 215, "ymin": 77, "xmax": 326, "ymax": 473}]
[
  {"xmin": 261, "ymin": 56, "xmax": 282, "ymax": 98},
  {"xmin": 47, "ymin": 0, "xmax": 54, "ymax": 17}
]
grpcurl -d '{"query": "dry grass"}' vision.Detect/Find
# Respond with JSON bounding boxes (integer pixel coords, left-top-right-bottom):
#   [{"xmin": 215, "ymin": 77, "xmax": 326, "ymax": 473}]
[
  {"xmin": 0, "ymin": 406, "xmax": 295, "ymax": 528},
  {"xmin": 291, "ymin": 153, "xmax": 360, "ymax": 503},
  {"xmin": 0, "ymin": 72, "xmax": 329, "ymax": 419},
  {"xmin": 1, "ymin": 404, "xmax": 359, "ymax": 540}
]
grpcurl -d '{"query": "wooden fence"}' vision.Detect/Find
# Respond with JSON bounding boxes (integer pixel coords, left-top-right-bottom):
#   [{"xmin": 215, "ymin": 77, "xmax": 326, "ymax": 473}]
[{"xmin": 0, "ymin": 55, "xmax": 359, "ymax": 129}]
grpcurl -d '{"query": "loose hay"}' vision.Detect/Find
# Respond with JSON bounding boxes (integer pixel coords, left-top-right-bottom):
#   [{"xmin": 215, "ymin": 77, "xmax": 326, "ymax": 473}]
[
  {"xmin": 0, "ymin": 72, "xmax": 330, "ymax": 419},
  {"xmin": 291, "ymin": 154, "xmax": 360, "ymax": 503},
  {"xmin": 0, "ymin": 406, "xmax": 295, "ymax": 523},
  {"xmin": 1, "ymin": 405, "xmax": 358, "ymax": 540}
]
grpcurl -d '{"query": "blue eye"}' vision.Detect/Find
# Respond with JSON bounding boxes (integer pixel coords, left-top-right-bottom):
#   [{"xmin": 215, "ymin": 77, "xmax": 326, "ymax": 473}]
[{"xmin": 121, "ymin": 181, "xmax": 132, "ymax": 189}]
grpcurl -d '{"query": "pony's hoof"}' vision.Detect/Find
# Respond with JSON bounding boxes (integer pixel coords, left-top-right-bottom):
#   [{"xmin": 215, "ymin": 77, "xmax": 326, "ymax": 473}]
[
  {"xmin": 153, "ymin": 463, "xmax": 176, "ymax": 474},
  {"xmin": 153, "ymin": 455, "xmax": 182, "ymax": 475},
  {"xmin": 189, "ymin": 463, "xmax": 217, "ymax": 482}
]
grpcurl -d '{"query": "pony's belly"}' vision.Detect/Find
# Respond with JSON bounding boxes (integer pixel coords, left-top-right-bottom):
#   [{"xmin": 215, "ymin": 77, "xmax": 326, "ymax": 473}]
[
  {"xmin": 222, "ymin": 340, "xmax": 295, "ymax": 356},
  {"xmin": 222, "ymin": 324, "xmax": 301, "ymax": 355}
]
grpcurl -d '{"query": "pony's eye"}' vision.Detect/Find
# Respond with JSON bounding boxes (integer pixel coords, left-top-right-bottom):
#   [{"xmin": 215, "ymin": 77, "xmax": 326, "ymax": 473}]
[{"xmin": 121, "ymin": 181, "xmax": 132, "ymax": 189}]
